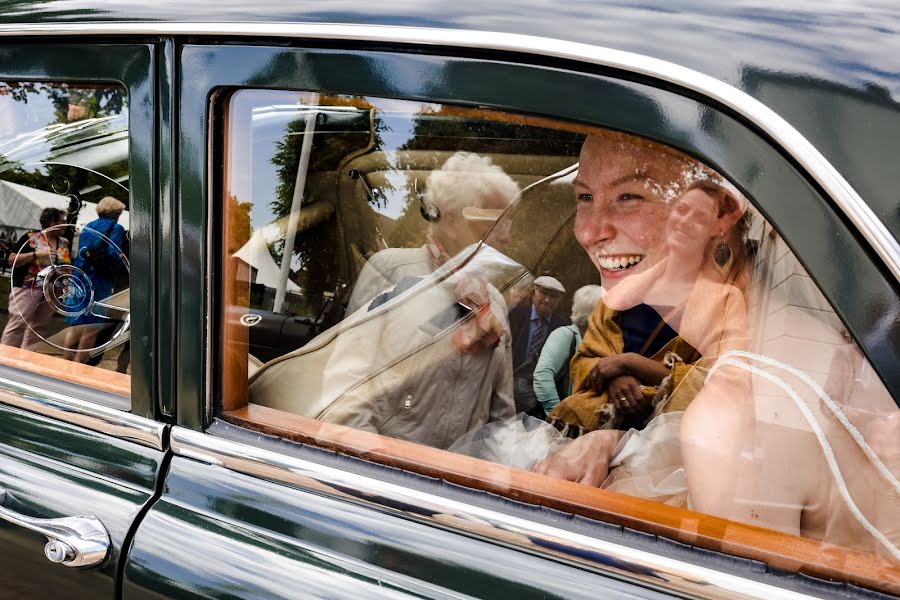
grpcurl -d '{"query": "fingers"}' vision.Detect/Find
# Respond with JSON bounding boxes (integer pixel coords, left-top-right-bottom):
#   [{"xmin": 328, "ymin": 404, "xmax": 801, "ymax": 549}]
[
  {"xmin": 532, "ymin": 456, "xmax": 551, "ymax": 476},
  {"xmin": 532, "ymin": 436, "xmax": 593, "ymax": 481},
  {"xmin": 609, "ymin": 376, "xmax": 646, "ymax": 416},
  {"xmin": 609, "ymin": 379, "xmax": 630, "ymax": 414},
  {"xmin": 624, "ymin": 380, "xmax": 644, "ymax": 414},
  {"xmin": 618, "ymin": 390, "xmax": 638, "ymax": 415},
  {"xmin": 533, "ymin": 439, "xmax": 613, "ymax": 487},
  {"xmin": 532, "ymin": 431, "xmax": 618, "ymax": 487}
]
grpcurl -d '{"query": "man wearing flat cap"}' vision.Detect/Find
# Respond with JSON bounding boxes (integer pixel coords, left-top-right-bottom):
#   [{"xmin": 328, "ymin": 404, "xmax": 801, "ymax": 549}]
[{"xmin": 508, "ymin": 276, "xmax": 569, "ymax": 418}]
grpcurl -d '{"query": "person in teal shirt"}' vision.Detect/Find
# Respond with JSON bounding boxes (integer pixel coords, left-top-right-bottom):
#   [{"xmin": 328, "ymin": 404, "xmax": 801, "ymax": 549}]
[{"xmin": 533, "ymin": 284, "xmax": 603, "ymax": 413}]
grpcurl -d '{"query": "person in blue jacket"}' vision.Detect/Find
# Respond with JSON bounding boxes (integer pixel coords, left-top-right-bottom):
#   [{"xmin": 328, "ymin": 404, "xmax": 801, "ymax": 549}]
[{"xmin": 64, "ymin": 196, "xmax": 127, "ymax": 363}]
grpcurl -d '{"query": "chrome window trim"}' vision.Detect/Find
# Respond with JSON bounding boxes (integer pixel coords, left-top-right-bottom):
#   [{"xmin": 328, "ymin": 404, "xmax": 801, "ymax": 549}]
[
  {"xmin": 0, "ymin": 21, "xmax": 897, "ymax": 283},
  {"xmin": 171, "ymin": 426, "xmax": 820, "ymax": 600},
  {"xmin": 0, "ymin": 376, "xmax": 166, "ymax": 451}
]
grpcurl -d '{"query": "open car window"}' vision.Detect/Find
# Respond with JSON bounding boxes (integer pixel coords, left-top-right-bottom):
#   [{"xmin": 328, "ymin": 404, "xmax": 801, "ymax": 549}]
[
  {"xmin": 0, "ymin": 82, "xmax": 130, "ymax": 399},
  {"xmin": 218, "ymin": 90, "xmax": 899, "ymax": 586}
]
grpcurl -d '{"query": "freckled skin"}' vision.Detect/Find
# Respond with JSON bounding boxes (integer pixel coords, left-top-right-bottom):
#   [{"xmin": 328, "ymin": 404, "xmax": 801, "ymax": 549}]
[
  {"xmin": 572, "ymin": 134, "xmax": 717, "ymax": 299},
  {"xmin": 573, "ymin": 137, "xmax": 673, "ymax": 292}
]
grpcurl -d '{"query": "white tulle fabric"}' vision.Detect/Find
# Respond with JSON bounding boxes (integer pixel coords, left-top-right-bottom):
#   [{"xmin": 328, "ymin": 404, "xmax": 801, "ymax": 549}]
[
  {"xmin": 603, "ymin": 411, "xmax": 687, "ymax": 506},
  {"xmin": 448, "ymin": 410, "xmax": 689, "ymax": 509},
  {"xmin": 449, "ymin": 413, "xmax": 570, "ymax": 471}
]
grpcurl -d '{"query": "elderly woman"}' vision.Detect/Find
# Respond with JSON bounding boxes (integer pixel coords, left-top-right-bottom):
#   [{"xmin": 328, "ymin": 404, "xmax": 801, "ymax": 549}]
[
  {"xmin": 345, "ymin": 151, "xmax": 519, "ymax": 314},
  {"xmin": 531, "ymin": 284, "xmax": 603, "ymax": 414},
  {"xmin": 251, "ymin": 152, "xmax": 521, "ymax": 449}
]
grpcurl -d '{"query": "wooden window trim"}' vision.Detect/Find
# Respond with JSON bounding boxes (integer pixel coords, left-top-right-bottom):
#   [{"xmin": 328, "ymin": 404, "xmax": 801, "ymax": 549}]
[{"xmin": 0, "ymin": 345, "xmax": 129, "ymax": 397}]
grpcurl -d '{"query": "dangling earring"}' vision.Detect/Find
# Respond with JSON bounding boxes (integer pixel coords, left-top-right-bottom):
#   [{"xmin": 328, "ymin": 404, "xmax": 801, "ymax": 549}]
[{"xmin": 713, "ymin": 234, "xmax": 733, "ymax": 273}]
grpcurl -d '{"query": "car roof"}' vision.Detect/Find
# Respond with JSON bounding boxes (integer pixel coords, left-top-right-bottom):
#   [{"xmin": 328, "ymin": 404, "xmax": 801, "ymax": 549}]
[
  {"xmin": 1, "ymin": 1, "xmax": 896, "ymax": 92},
  {"xmin": 1, "ymin": 0, "xmax": 898, "ymax": 237}
]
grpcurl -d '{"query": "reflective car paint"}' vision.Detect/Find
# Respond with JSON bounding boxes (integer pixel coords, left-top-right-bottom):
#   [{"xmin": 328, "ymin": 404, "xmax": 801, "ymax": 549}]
[
  {"xmin": 0, "ymin": 38, "xmax": 164, "ymax": 598},
  {"xmin": 123, "ymin": 456, "xmax": 680, "ymax": 600},
  {"xmin": 152, "ymin": 39, "xmax": 897, "ymax": 599},
  {"xmin": 0, "ymin": 399, "xmax": 164, "ymax": 598},
  {"xmin": 0, "ymin": 0, "xmax": 897, "ymax": 238},
  {"xmin": 0, "ymin": 3, "xmax": 897, "ymax": 599}
]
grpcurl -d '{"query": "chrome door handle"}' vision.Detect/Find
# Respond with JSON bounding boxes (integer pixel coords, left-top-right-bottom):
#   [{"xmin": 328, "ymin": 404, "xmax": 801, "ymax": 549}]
[{"xmin": 0, "ymin": 490, "xmax": 110, "ymax": 567}]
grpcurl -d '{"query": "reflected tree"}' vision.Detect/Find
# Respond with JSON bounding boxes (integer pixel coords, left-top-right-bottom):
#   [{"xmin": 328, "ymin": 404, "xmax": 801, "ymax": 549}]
[
  {"xmin": 1, "ymin": 82, "xmax": 127, "ymax": 124},
  {"xmin": 269, "ymin": 95, "xmax": 384, "ymax": 315}
]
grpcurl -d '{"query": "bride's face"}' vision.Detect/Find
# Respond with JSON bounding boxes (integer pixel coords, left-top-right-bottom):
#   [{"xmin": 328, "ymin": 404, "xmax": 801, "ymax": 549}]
[
  {"xmin": 574, "ymin": 135, "xmax": 727, "ymax": 311},
  {"xmin": 573, "ymin": 136, "xmax": 674, "ymax": 294}
]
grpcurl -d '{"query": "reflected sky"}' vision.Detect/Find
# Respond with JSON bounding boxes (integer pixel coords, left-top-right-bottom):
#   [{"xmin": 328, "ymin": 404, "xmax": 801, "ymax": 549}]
[
  {"xmin": 2, "ymin": 0, "xmax": 898, "ymax": 99},
  {"xmin": 0, "ymin": 92, "xmax": 55, "ymax": 140}
]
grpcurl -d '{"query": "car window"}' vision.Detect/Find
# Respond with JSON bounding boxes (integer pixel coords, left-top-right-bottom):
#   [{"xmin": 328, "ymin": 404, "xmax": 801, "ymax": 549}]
[
  {"xmin": 217, "ymin": 90, "xmax": 899, "ymax": 578},
  {"xmin": 0, "ymin": 82, "xmax": 130, "ymax": 399}
]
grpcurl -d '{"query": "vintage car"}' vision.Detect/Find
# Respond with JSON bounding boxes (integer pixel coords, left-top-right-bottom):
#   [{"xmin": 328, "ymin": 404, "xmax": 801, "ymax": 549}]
[{"xmin": 0, "ymin": 2, "xmax": 898, "ymax": 598}]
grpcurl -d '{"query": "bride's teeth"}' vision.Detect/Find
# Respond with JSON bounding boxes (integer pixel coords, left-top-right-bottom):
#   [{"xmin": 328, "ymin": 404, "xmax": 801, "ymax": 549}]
[{"xmin": 596, "ymin": 254, "xmax": 644, "ymax": 270}]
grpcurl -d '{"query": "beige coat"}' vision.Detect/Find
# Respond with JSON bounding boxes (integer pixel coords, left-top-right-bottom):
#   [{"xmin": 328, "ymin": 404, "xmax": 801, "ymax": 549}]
[{"xmin": 249, "ymin": 245, "xmax": 522, "ymax": 449}]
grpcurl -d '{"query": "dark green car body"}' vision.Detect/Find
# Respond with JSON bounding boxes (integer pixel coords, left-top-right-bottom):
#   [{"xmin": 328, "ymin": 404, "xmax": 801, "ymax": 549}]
[{"xmin": 0, "ymin": 2, "xmax": 897, "ymax": 598}]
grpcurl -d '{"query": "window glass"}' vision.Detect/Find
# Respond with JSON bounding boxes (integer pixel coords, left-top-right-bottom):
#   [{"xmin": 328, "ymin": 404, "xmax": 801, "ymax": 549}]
[
  {"xmin": 220, "ymin": 90, "xmax": 899, "ymax": 577},
  {"xmin": 0, "ymin": 82, "xmax": 130, "ymax": 398}
]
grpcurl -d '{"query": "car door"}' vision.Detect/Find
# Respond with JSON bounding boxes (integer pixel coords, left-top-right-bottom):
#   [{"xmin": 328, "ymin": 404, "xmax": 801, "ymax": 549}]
[
  {"xmin": 0, "ymin": 41, "xmax": 166, "ymax": 597},
  {"xmin": 123, "ymin": 29, "xmax": 899, "ymax": 599}
]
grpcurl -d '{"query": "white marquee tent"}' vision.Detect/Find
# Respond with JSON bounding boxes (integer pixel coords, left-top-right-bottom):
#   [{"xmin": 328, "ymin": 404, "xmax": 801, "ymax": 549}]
[{"xmin": 0, "ymin": 180, "xmax": 129, "ymax": 241}]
